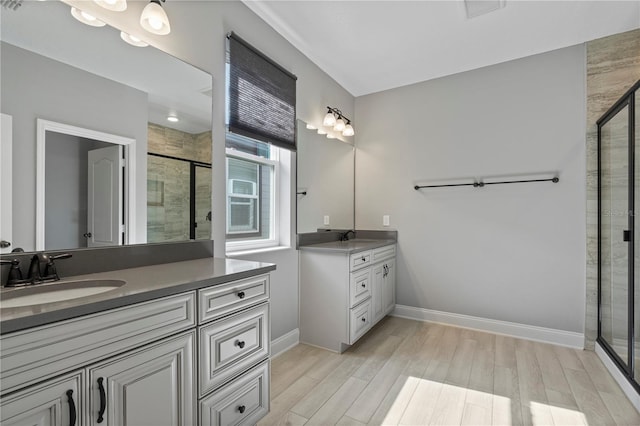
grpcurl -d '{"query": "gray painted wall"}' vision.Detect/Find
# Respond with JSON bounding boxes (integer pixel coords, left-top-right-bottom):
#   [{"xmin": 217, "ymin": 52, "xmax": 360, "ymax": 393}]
[
  {"xmin": 1, "ymin": 42, "xmax": 148, "ymax": 251},
  {"xmin": 355, "ymin": 45, "xmax": 587, "ymax": 333},
  {"xmin": 45, "ymin": 133, "xmax": 112, "ymax": 250}
]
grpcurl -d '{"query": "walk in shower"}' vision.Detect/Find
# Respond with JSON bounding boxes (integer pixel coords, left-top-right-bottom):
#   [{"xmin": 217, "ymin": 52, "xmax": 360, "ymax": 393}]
[{"xmin": 598, "ymin": 80, "xmax": 640, "ymax": 390}]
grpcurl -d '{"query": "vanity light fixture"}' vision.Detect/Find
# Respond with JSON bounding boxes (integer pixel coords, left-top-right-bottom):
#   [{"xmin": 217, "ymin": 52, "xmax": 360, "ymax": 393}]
[
  {"xmin": 140, "ymin": 0, "xmax": 171, "ymax": 35},
  {"xmin": 120, "ymin": 32, "xmax": 149, "ymax": 47},
  {"xmin": 326, "ymin": 133, "xmax": 336, "ymax": 139},
  {"xmin": 94, "ymin": 0, "xmax": 127, "ymax": 12},
  {"xmin": 323, "ymin": 106, "xmax": 355, "ymax": 137},
  {"xmin": 317, "ymin": 128, "xmax": 327, "ymax": 135},
  {"xmin": 167, "ymin": 115, "xmax": 179, "ymax": 123},
  {"xmin": 71, "ymin": 7, "xmax": 106, "ymax": 27}
]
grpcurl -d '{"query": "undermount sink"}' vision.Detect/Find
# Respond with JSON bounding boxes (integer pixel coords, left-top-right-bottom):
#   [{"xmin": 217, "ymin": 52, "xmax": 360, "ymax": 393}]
[{"xmin": 0, "ymin": 279, "xmax": 126, "ymax": 309}]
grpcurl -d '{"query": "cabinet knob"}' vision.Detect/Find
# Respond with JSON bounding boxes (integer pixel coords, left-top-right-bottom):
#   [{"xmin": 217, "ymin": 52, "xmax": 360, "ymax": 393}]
[
  {"xmin": 238, "ymin": 405, "xmax": 246, "ymax": 414},
  {"xmin": 237, "ymin": 291, "xmax": 245, "ymax": 299},
  {"xmin": 361, "ymin": 283, "xmax": 366, "ymax": 288},
  {"xmin": 361, "ymin": 317, "xmax": 366, "ymax": 322},
  {"xmin": 236, "ymin": 340, "xmax": 246, "ymax": 349},
  {"xmin": 361, "ymin": 256, "xmax": 366, "ymax": 262}
]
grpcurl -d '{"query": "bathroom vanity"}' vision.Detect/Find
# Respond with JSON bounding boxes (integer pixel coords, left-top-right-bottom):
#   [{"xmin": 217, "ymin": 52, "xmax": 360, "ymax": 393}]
[
  {"xmin": 299, "ymin": 238, "xmax": 396, "ymax": 353},
  {"xmin": 0, "ymin": 256, "xmax": 274, "ymax": 426}
]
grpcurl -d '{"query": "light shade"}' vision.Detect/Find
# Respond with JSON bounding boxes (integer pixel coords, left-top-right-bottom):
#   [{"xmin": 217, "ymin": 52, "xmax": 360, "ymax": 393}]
[
  {"xmin": 306, "ymin": 123, "xmax": 316, "ymax": 130},
  {"xmin": 140, "ymin": 0, "xmax": 171, "ymax": 35},
  {"xmin": 120, "ymin": 32, "xmax": 149, "ymax": 47},
  {"xmin": 93, "ymin": 0, "xmax": 127, "ymax": 12},
  {"xmin": 323, "ymin": 112, "xmax": 336, "ymax": 127},
  {"xmin": 342, "ymin": 124, "xmax": 355, "ymax": 137},
  {"xmin": 71, "ymin": 7, "xmax": 106, "ymax": 27},
  {"xmin": 326, "ymin": 133, "xmax": 336, "ymax": 139},
  {"xmin": 333, "ymin": 118, "xmax": 346, "ymax": 132},
  {"xmin": 317, "ymin": 128, "xmax": 327, "ymax": 135}
]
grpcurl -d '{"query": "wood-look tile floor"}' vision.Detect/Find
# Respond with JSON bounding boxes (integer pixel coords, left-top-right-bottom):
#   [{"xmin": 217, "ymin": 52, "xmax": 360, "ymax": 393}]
[{"xmin": 258, "ymin": 316, "xmax": 640, "ymax": 426}]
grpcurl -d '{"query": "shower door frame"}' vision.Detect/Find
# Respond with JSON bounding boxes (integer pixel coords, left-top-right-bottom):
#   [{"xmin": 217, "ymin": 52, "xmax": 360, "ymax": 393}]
[{"xmin": 597, "ymin": 79, "xmax": 639, "ymax": 392}]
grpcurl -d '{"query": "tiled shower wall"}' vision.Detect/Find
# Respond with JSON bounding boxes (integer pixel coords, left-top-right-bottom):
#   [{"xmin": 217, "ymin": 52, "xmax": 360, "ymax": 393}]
[
  {"xmin": 586, "ymin": 28, "xmax": 640, "ymax": 349},
  {"xmin": 147, "ymin": 123, "xmax": 212, "ymax": 242}
]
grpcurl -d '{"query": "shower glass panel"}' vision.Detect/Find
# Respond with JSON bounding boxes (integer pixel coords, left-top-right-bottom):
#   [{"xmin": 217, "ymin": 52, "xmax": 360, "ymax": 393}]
[
  {"xmin": 147, "ymin": 155, "xmax": 191, "ymax": 243},
  {"xmin": 600, "ymin": 105, "xmax": 630, "ymax": 365},
  {"xmin": 195, "ymin": 165, "xmax": 212, "ymax": 240},
  {"xmin": 636, "ymin": 88, "xmax": 640, "ymax": 382}
]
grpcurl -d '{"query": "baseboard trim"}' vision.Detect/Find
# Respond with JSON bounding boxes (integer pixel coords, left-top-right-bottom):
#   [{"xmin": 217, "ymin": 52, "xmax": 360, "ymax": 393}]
[
  {"xmin": 271, "ymin": 328, "xmax": 300, "ymax": 358},
  {"xmin": 392, "ymin": 305, "xmax": 584, "ymax": 349},
  {"xmin": 595, "ymin": 342, "xmax": 640, "ymax": 412}
]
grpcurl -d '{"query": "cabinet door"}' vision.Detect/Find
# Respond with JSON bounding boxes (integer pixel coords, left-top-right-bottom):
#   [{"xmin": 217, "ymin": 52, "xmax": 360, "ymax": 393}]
[
  {"xmin": 88, "ymin": 331, "xmax": 195, "ymax": 426},
  {"xmin": 1, "ymin": 371, "xmax": 82, "ymax": 426},
  {"xmin": 383, "ymin": 259, "xmax": 396, "ymax": 314},
  {"xmin": 371, "ymin": 263, "xmax": 384, "ymax": 322}
]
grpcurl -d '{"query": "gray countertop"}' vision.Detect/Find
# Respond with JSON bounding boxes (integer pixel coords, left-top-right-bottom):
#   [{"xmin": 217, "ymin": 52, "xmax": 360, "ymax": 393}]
[
  {"xmin": 0, "ymin": 257, "xmax": 275, "ymax": 335},
  {"xmin": 298, "ymin": 239, "xmax": 396, "ymax": 254}
]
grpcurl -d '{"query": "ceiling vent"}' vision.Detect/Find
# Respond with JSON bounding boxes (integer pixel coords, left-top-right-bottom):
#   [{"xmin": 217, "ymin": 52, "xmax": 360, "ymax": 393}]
[
  {"xmin": 464, "ymin": 0, "xmax": 505, "ymax": 19},
  {"xmin": 1, "ymin": 0, "xmax": 22, "ymax": 11}
]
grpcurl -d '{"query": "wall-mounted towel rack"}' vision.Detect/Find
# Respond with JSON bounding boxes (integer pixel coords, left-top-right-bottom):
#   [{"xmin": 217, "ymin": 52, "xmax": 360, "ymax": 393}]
[{"xmin": 414, "ymin": 176, "xmax": 559, "ymax": 190}]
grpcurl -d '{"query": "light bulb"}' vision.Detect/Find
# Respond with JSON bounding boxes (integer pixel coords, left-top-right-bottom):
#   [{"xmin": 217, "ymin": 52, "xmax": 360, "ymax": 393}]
[
  {"xmin": 342, "ymin": 124, "xmax": 355, "ymax": 137},
  {"xmin": 71, "ymin": 7, "xmax": 106, "ymax": 27},
  {"xmin": 333, "ymin": 118, "xmax": 346, "ymax": 132},
  {"xmin": 93, "ymin": 0, "xmax": 127, "ymax": 12},
  {"xmin": 140, "ymin": 1, "xmax": 171, "ymax": 35},
  {"xmin": 323, "ymin": 112, "xmax": 336, "ymax": 127},
  {"xmin": 121, "ymin": 32, "xmax": 149, "ymax": 47}
]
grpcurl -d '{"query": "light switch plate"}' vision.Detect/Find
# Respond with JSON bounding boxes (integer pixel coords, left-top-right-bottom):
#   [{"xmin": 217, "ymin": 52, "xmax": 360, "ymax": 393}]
[
  {"xmin": 324, "ymin": 215, "xmax": 330, "ymax": 225},
  {"xmin": 383, "ymin": 215, "xmax": 390, "ymax": 226}
]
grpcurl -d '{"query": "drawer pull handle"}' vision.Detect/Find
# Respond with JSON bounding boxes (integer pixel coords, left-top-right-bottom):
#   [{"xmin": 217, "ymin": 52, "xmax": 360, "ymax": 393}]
[
  {"xmin": 238, "ymin": 405, "xmax": 246, "ymax": 414},
  {"xmin": 97, "ymin": 377, "xmax": 106, "ymax": 423},
  {"xmin": 361, "ymin": 256, "xmax": 366, "ymax": 262},
  {"xmin": 361, "ymin": 317, "xmax": 366, "ymax": 322},
  {"xmin": 236, "ymin": 340, "xmax": 246, "ymax": 349},
  {"xmin": 237, "ymin": 291, "xmax": 246, "ymax": 299},
  {"xmin": 361, "ymin": 283, "xmax": 366, "ymax": 288},
  {"xmin": 67, "ymin": 390, "xmax": 76, "ymax": 426}
]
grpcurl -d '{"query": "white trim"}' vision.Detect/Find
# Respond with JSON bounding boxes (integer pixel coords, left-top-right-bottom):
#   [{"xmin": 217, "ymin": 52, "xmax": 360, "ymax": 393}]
[
  {"xmin": 392, "ymin": 304, "xmax": 584, "ymax": 349},
  {"xmin": 36, "ymin": 119, "xmax": 136, "ymax": 250},
  {"xmin": 596, "ymin": 341, "xmax": 640, "ymax": 413},
  {"xmin": 271, "ymin": 328, "xmax": 299, "ymax": 358}
]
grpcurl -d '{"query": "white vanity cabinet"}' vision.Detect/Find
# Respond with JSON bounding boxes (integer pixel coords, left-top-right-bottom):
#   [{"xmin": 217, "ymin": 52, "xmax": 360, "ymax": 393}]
[
  {"xmin": 300, "ymin": 242, "xmax": 396, "ymax": 353},
  {"xmin": 0, "ymin": 271, "xmax": 272, "ymax": 426}
]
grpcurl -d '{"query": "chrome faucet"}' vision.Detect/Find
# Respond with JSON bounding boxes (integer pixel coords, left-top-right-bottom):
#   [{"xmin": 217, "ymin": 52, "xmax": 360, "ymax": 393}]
[{"xmin": 339, "ymin": 230, "xmax": 356, "ymax": 241}]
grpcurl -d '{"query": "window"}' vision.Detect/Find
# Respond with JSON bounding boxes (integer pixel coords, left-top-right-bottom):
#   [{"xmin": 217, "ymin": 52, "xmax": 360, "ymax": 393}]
[
  {"xmin": 225, "ymin": 32, "xmax": 295, "ymax": 252},
  {"xmin": 226, "ymin": 134, "xmax": 280, "ymax": 251}
]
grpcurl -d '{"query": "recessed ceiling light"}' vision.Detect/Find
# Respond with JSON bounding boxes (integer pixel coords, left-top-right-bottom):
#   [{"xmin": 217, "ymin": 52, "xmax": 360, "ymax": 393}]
[
  {"xmin": 121, "ymin": 32, "xmax": 149, "ymax": 47},
  {"xmin": 71, "ymin": 7, "xmax": 106, "ymax": 27},
  {"xmin": 167, "ymin": 115, "xmax": 179, "ymax": 122}
]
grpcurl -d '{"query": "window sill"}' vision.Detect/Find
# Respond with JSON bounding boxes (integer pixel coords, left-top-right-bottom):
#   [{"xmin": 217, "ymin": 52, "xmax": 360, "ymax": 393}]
[{"xmin": 226, "ymin": 245, "xmax": 292, "ymax": 257}]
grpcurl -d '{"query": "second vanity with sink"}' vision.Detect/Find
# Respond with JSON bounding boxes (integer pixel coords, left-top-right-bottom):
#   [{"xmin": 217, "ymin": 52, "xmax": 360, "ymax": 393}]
[
  {"xmin": 299, "ymin": 233, "xmax": 397, "ymax": 353},
  {"xmin": 0, "ymin": 249, "xmax": 275, "ymax": 426}
]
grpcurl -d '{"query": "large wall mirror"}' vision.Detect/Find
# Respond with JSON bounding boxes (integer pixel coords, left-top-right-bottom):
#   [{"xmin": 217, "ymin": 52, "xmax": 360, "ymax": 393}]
[
  {"xmin": 296, "ymin": 119, "xmax": 355, "ymax": 233},
  {"xmin": 0, "ymin": 1, "xmax": 213, "ymax": 253}
]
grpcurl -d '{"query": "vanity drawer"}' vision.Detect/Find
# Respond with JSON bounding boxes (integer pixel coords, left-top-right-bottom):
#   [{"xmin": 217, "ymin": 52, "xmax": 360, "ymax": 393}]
[
  {"xmin": 350, "ymin": 251, "xmax": 371, "ymax": 271},
  {"xmin": 198, "ymin": 274, "xmax": 269, "ymax": 324},
  {"xmin": 372, "ymin": 244, "xmax": 396, "ymax": 262},
  {"xmin": 0, "ymin": 292, "xmax": 195, "ymax": 395},
  {"xmin": 199, "ymin": 302, "xmax": 269, "ymax": 396},
  {"xmin": 349, "ymin": 268, "xmax": 371, "ymax": 308},
  {"xmin": 349, "ymin": 300, "xmax": 372, "ymax": 344},
  {"xmin": 199, "ymin": 360, "xmax": 269, "ymax": 426}
]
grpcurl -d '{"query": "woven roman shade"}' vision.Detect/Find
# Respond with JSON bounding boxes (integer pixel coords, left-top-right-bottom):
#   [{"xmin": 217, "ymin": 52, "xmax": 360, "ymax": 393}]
[{"xmin": 227, "ymin": 32, "xmax": 297, "ymax": 151}]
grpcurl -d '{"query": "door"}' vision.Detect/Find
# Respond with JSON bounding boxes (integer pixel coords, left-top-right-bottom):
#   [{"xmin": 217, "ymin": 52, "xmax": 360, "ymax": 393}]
[
  {"xmin": 0, "ymin": 371, "xmax": 82, "ymax": 426},
  {"xmin": 87, "ymin": 145, "xmax": 123, "ymax": 247},
  {"xmin": 1, "ymin": 113, "xmax": 12, "ymax": 253},
  {"xmin": 372, "ymin": 263, "xmax": 384, "ymax": 322},
  {"xmin": 88, "ymin": 331, "xmax": 195, "ymax": 426},
  {"xmin": 383, "ymin": 259, "xmax": 396, "ymax": 315}
]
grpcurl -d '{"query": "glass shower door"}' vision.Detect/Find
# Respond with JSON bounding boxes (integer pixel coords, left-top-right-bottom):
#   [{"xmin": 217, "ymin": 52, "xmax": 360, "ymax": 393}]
[
  {"xmin": 194, "ymin": 165, "xmax": 212, "ymax": 240},
  {"xmin": 600, "ymin": 103, "xmax": 630, "ymax": 367}
]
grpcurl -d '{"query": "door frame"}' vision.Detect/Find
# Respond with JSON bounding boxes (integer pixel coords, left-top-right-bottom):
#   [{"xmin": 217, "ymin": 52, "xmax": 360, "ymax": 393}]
[
  {"xmin": 36, "ymin": 119, "xmax": 136, "ymax": 250},
  {"xmin": 1, "ymin": 114, "xmax": 12, "ymax": 254}
]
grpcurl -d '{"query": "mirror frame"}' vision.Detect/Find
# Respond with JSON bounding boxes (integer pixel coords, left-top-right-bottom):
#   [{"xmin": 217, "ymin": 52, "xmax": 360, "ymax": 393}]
[{"xmin": 36, "ymin": 118, "xmax": 137, "ymax": 251}]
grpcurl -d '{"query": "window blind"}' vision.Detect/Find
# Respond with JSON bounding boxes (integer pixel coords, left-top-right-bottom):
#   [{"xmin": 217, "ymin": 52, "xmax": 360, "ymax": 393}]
[{"xmin": 227, "ymin": 32, "xmax": 297, "ymax": 151}]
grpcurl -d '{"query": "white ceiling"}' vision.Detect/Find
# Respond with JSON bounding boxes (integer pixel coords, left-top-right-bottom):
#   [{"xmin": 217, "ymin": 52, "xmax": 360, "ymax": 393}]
[{"xmin": 243, "ymin": 0, "xmax": 640, "ymax": 97}]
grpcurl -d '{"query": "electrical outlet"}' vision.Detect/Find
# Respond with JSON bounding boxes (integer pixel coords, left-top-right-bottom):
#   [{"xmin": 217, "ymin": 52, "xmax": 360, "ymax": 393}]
[
  {"xmin": 383, "ymin": 215, "xmax": 390, "ymax": 226},
  {"xmin": 324, "ymin": 215, "xmax": 330, "ymax": 225}
]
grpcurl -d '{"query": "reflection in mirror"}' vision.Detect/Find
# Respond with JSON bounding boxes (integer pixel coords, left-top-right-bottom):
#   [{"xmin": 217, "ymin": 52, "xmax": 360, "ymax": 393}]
[
  {"xmin": 296, "ymin": 119, "xmax": 355, "ymax": 233},
  {"xmin": 0, "ymin": 1, "xmax": 213, "ymax": 253}
]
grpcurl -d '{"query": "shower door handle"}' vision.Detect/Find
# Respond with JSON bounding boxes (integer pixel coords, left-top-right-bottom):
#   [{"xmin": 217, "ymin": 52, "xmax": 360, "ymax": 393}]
[{"xmin": 623, "ymin": 230, "xmax": 631, "ymax": 242}]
